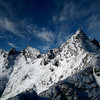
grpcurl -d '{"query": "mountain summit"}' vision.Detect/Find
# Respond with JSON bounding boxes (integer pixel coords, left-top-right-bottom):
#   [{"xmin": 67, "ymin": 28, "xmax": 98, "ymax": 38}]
[
  {"xmin": 0, "ymin": 29, "xmax": 100, "ymax": 100},
  {"xmin": 75, "ymin": 28, "xmax": 86, "ymax": 37}
]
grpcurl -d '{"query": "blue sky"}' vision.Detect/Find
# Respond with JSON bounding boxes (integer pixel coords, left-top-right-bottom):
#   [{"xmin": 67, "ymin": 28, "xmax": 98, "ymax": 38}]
[{"xmin": 0, "ymin": 0, "xmax": 100, "ymax": 52}]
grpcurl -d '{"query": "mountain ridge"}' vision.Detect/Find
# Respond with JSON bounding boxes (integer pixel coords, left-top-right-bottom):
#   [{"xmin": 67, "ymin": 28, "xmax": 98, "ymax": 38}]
[{"xmin": 0, "ymin": 29, "xmax": 100, "ymax": 100}]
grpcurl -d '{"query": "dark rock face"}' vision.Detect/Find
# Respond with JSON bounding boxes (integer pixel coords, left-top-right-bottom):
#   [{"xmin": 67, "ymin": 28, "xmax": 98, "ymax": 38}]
[
  {"xmin": 9, "ymin": 91, "xmax": 38, "ymax": 100},
  {"xmin": 94, "ymin": 65, "xmax": 100, "ymax": 76},
  {"xmin": 40, "ymin": 83, "xmax": 81, "ymax": 100},
  {"xmin": 53, "ymin": 60, "xmax": 59, "ymax": 67},
  {"xmin": 9, "ymin": 90, "xmax": 39, "ymax": 100},
  {"xmin": 92, "ymin": 39, "xmax": 100, "ymax": 48},
  {"xmin": 48, "ymin": 50, "xmax": 55, "ymax": 59},
  {"xmin": 9, "ymin": 90, "xmax": 51, "ymax": 100},
  {"xmin": 8, "ymin": 48, "xmax": 16, "ymax": 55}
]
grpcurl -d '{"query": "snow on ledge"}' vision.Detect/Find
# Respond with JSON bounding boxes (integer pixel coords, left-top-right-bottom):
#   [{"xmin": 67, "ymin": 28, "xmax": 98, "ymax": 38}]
[{"xmin": 93, "ymin": 68, "xmax": 100, "ymax": 86}]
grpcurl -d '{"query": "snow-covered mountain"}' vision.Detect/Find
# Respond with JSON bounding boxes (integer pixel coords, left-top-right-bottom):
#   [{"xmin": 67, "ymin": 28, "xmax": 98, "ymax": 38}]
[{"xmin": 0, "ymin": 29, "xmax": 100, "ymax": 100}]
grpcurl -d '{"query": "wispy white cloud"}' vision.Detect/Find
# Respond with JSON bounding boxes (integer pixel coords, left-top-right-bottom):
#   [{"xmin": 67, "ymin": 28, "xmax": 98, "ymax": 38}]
[
  {"xmin": 37, "ymin": 30, "xmax": 54, "ymax": 42},
  {"xmin": 88, "ymin": 14, "xmax": 100, "ymax": 30},
  {"xmin": 8, "ymin": 42, "xmax": 18, "ymax": 48},
  {"xmin": 26, "ymin": 25, "xmax": 55, "ymax": 43},
  {"xmin": 87, "ymin": 14, "xmax": 100, "ymax": 39},
  {"xmin": 0, "ymin": 17, "xmax": 24, "ymax": 38},
  {"xmin": 0, "ymin": 16, "xmax": 55, "ymax": 51},
  {"xmin": 0, "ymin": 17, "xmax": 36, "ymax": 41},
  {"xmin": 26, "ymin": 25, "xmax": 55, "ymax": 51}
]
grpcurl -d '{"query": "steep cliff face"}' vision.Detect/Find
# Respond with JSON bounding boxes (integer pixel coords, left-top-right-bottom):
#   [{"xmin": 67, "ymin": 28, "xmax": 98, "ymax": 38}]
[{"xmin": 0, "ymin": 29, "xmax": 100, "ymax": 100}]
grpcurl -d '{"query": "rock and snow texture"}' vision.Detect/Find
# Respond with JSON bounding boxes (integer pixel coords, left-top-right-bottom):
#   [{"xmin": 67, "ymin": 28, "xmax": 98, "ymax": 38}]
[
  {"xmin": 93, "ymin": 65, "xmax": 100, "ymax": 86},
  {"xmin": 0, "ymin": 48, "xmax": 19, "ymax": 97},
  {"xmin": 0, "ymin": 29, "xmax": 100, "ymax": 100}
]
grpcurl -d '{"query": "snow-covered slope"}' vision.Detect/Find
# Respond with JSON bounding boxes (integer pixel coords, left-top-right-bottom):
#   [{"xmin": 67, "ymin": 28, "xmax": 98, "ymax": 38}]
[
  {"xmin": 0, "ymin": 48, "xmax": 19, "ymax": 97},
  {"xmin": 0, "ymin": 29, "xmax": 100, "ymax": 100},
  {"xmin": 0, "ymin": 49, "xmax": 8, "ymax": 96}
]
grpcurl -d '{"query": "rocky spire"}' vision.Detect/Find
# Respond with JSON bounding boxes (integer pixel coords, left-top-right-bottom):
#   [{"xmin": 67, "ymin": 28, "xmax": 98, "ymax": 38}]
[{"xmin": 74, "ymin": 28, "xmax": 88, "ymax": 40}]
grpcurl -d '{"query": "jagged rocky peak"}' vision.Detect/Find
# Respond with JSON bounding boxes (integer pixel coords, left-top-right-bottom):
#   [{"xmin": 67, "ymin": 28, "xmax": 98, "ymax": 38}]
[
  {"xmin": 62, "ymin": 28, "xmax": 88, "ymax": 45},
  {"xmin": 76, "ymin": 28, "xmax": 83, "ymax": 34},
  {"xmin": 59, "ymin": 28, "xmax": 89, "ymax": 52},
  {"xmin": 23, "ymin": 46, "xmax": 41, "ymax": 59},
  {"xmin": 69, "ymin": 28, "xmax": 100, "ymax": 52},
  {"xmin": 8, "ymin": 48, "xmax": 16, "ymax": 55},
  {"xmin": 0, "ymin": 49, "xmax": 7, "ymax": 57},
  {"xmin": 92, "ymin": 38, "xmax": 100, "ymax": 48},
  {"xmin": 73, "ymin": 28, "xmax": 88, "ymax": 40},
  {"xmin": 24, "ymin": 46, "xmax": 40, "ymax": 53}
]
